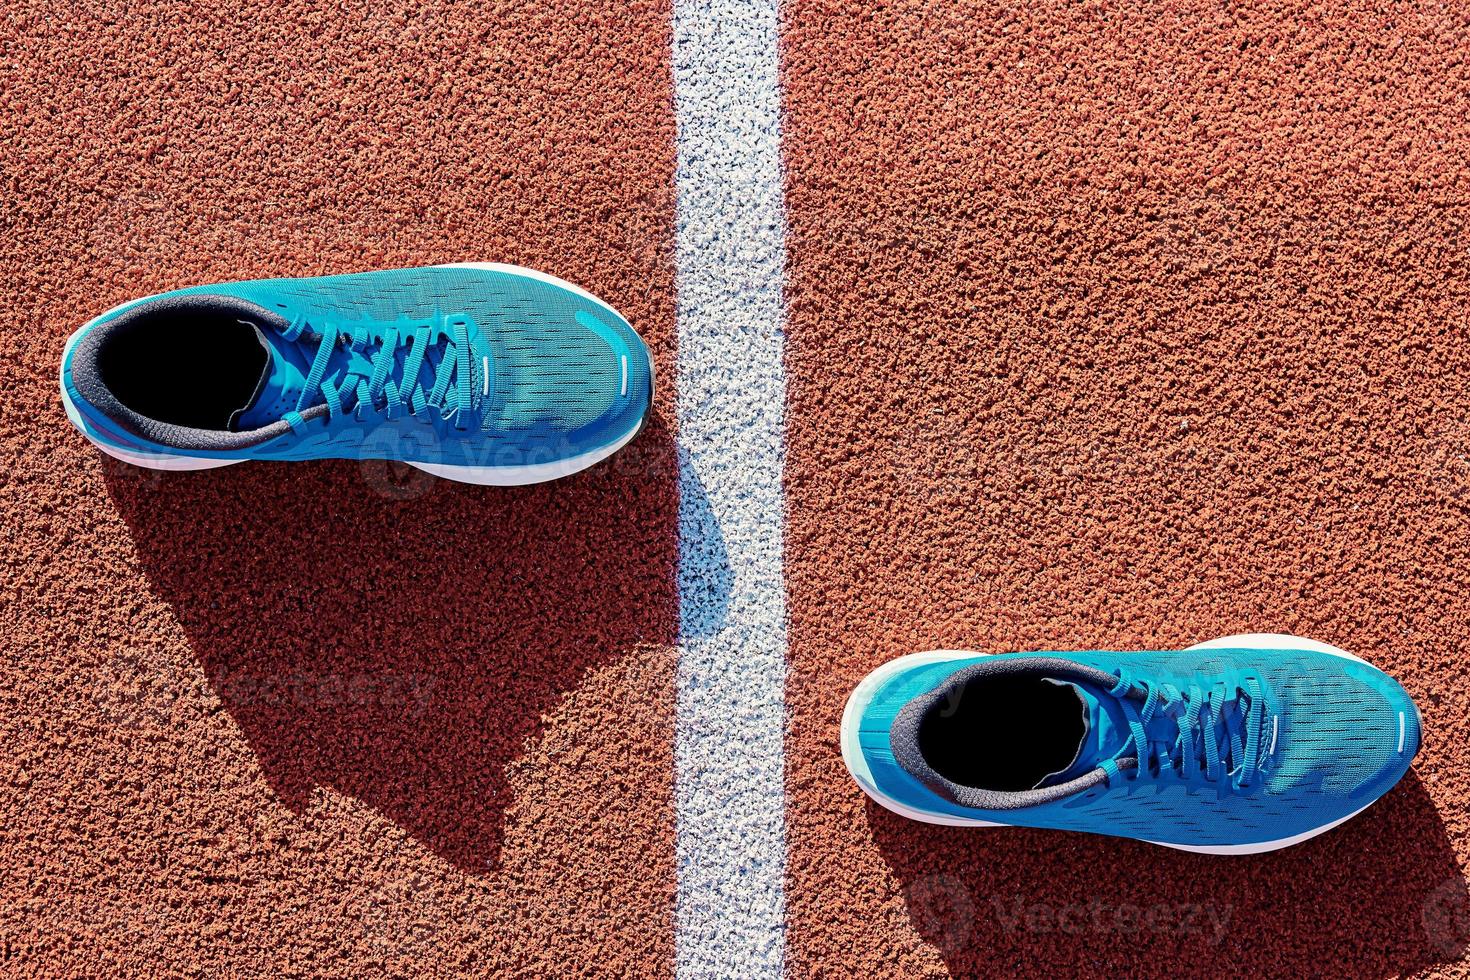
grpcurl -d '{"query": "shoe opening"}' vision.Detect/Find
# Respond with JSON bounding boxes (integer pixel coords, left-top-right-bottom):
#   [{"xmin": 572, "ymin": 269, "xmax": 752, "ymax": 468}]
[
  {"xmin": 918, "ymin": 673, "xmax": 1085, "ymax": 792},
  {"xmin": 96, "ymin": 302, "xmax": 270, "ymax": 430}
]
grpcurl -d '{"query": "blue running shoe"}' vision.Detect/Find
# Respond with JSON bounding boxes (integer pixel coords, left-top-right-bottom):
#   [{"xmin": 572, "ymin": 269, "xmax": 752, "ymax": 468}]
[
  {"xmin": 59, "ymin": 263, "xmax": 652, "ymax": 485},
  {"xmin": 842, "ymin": 633, "xmax": 1421, "ymax": 854}
]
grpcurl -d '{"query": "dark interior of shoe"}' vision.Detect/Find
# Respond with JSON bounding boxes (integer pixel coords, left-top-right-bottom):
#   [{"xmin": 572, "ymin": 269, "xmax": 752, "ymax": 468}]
[
  {"xmin": 919, "ymin": 673, "xmax": 1085, "ymax": 792},
  {"xmin": 97, "ymin": 307, "xmax": 269, "ymax": 430}
]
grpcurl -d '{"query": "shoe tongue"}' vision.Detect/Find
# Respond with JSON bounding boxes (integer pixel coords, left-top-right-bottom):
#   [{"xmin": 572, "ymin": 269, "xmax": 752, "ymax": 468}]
[
  {"xmin": 1036, "ymin": 678, "xmax": 1132, "ymax": 788},
  {"xmin": 230, "ymin": 325, "xmax": 312, "ymax": 431}
]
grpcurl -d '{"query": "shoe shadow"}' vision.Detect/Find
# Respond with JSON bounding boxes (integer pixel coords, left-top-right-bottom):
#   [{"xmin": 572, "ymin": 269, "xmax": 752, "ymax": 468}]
[
  {"xmin": 872, "ymin": 769, "xmax": 1467, "ymax": 977},
  {"xmin": 676, "ymin": 444, "xmax": 732, "ymax": 640},
  {"xmin": 103, "ymin": 412, "xmax": 679, "ymax": 874}
]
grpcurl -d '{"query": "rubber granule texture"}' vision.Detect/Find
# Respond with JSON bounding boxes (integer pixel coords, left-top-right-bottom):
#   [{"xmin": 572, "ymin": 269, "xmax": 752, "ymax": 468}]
[
  {"xmin": 1, "ymin": 0, "xmax": 679, "ymax": 976},
  {"xmin": 781, "ymin": 0, "xmax": 1470, "ymax": 976}
]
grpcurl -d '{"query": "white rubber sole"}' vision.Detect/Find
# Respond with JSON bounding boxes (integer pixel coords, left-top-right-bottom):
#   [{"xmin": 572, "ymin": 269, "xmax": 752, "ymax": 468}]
[
  {"xmin": 433, "ymin": 262, "xmax": 629, "ymax": 324},
  {"xmin": 58, "ymin": 262, "xmax": 646, "ymax": 485},
  {"xmin": 839, "ymin": 633, "xmax": 1385, "ymax": 855},
  {"xmin": 406, "ymin": 419, "xmax": 644, "ymax": 486}
]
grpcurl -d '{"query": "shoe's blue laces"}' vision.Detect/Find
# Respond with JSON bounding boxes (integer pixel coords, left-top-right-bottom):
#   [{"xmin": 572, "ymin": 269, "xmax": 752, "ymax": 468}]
[
  {"xmin": 281, "ymin": 317, "xmax": 481, "ymax": 428},
  {"xmin": 1103, "ymin": 671, "xmax": 1268, "ymax": 788}
]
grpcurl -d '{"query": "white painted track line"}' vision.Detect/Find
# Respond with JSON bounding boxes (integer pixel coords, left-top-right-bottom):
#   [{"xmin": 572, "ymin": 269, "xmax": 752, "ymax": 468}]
[{"xmin": 671, "ymin": 0, "xmax": 789, "ymax": 975}]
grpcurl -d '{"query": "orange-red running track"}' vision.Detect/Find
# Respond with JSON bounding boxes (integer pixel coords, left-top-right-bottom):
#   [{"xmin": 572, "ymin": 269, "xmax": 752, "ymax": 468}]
[{"xmin": 4, "ymin": 0, "xmax": 1470, "ymax": 976}]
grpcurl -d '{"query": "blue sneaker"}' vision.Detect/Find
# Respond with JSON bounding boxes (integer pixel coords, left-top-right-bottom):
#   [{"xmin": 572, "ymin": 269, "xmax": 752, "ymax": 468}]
[
  {"xmin": 60, "ymin": 263, "xmax": 653, "ymax": 485},
  {"xmin": 842, "ymin": 633, "xmax": 1421, "ymax": 854}
]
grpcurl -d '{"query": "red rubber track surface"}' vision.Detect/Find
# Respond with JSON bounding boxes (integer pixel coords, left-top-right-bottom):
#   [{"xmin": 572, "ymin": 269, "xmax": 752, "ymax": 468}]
[
  {"xmin": 781, "ymin": 0, "xmax": 1470, "ymax": 975},
  {"xmin": 7, "ymin": 0, "xmax": 1470, "ymax": 975},
  {"xmin": 1, "ymin": 1, "xmax": 678, "ymax": 975}
]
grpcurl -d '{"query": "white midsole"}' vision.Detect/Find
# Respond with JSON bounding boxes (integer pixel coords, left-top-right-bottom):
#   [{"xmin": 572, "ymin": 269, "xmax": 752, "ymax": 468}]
[
  {"xmin": 405, "ymin": 421, "xmax": 643, "ymax": 486},
  {"xmin": 432, "ymin": 261, "xmax": 630, "ymax": 325},
  {"xmin": 839, "ymin": 633, "xmax": 1385, "ymax": 854},
  {"xmin": 58, "ymin": 263, "xmax": 643, "ymax": 485}
]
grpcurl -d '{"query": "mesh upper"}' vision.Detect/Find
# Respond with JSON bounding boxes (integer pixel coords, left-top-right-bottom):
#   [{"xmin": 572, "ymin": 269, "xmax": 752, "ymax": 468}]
[{"xmin": 170, "ymin": 266, "xmax": 641, "ymax": 434}]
